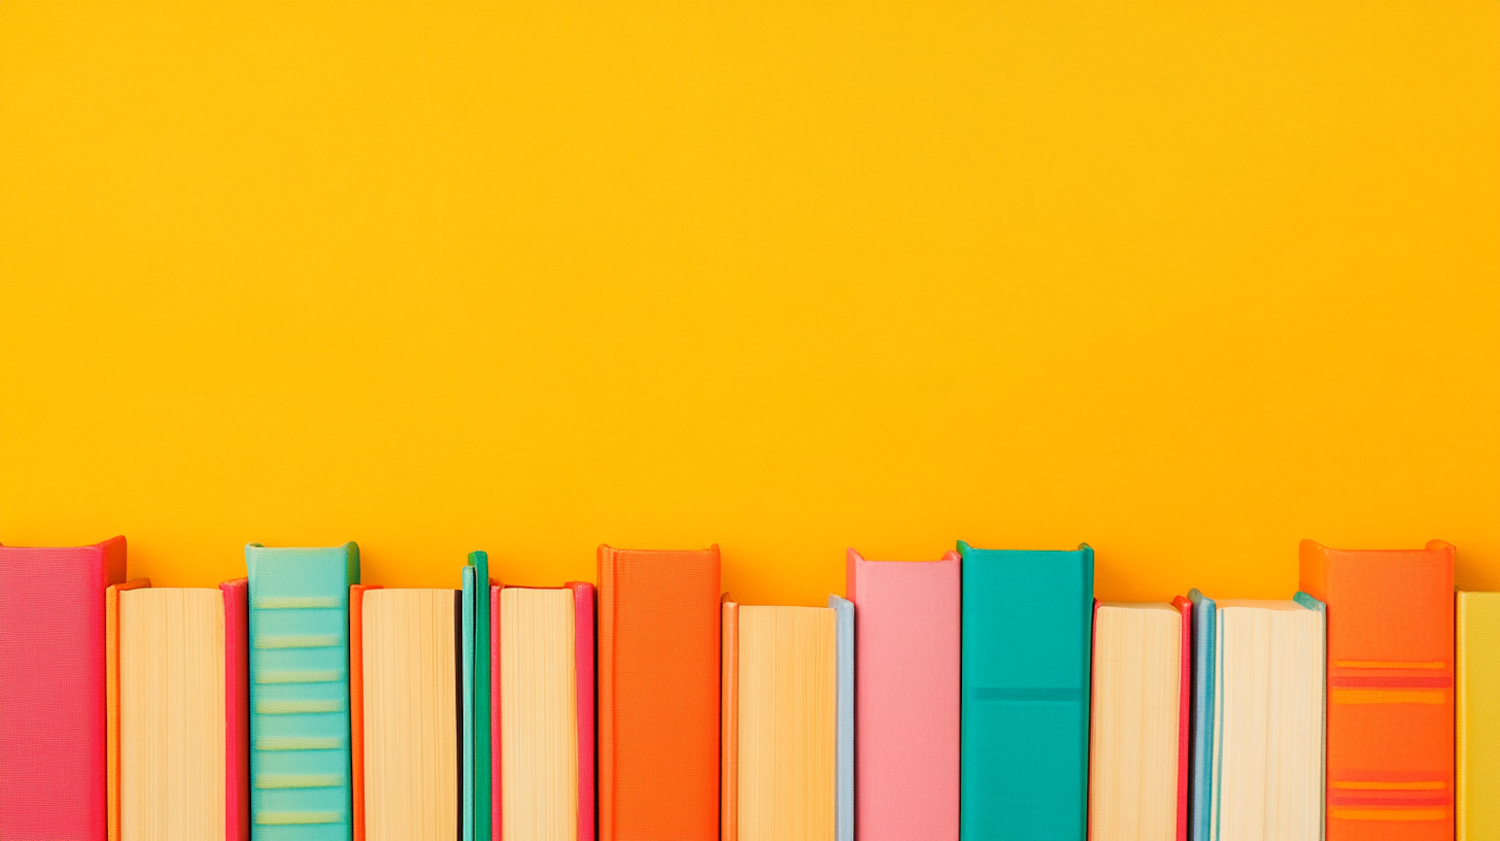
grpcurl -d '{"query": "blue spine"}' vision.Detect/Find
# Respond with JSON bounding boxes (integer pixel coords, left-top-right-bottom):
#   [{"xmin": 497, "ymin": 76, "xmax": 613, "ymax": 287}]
[
  {"xmin": 461, "ymin": 565, "xmax": 476, "ymax": 841},
  {"xmin": 829, "ymin": 594, "xmax": 855, "ymax": 841},
  {"xmin": 246, "ymin": 542, "xmax": 360, "ymax": 841}
]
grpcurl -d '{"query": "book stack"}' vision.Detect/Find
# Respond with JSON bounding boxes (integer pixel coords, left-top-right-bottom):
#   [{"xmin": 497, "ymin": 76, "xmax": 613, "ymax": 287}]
[{"xmin": 0, "ymin": 534, "xmax": 1490, "ymax": 840}]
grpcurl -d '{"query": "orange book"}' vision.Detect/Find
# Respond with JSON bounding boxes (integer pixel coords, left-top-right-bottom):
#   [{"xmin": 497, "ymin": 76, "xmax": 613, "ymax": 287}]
[
  {"xmin": 349, "ymin": 583, "xmax": 382, "ymax": 841},
  {"xmin": 722, "ymin": 598, "xmax": 740, "ymax": 841},
  {"xmin": 597, "ymin": 545, "xmax": 721, "ymax": 841},
  {"xmin": 105, "ymin": 577, "xmax": 151, "ymax": 841},
  {"xmin": 1299, "ymin": 540, "xmax": 1455, "ymax": 840}
]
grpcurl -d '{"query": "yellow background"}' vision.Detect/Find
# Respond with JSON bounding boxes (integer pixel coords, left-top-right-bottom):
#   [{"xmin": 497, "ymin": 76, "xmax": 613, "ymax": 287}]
[{"xmin": 2, "ymin": 2, "xmax": 1497, "ymax": 607}]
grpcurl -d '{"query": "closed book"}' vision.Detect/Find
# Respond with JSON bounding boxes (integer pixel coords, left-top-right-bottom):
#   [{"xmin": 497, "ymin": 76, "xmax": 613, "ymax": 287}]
[
  {"xmin": 463, "ymin": 552, "xmax": 493, "ymax": 841},
  {"xmin": 356, "ymin": 587, "xmax": 460, "ymax": 841},
  {"xmin": 109, "ymin": 582, "xmax": 250, "ymax": 841},
  {"xmin": 1300, "ymin": 540, "xmax": 1455, "ymax": 839},
  {"xmin": 722, "ymin": 600, "xmax": 839, "ymax": 841},
  {"xmin": 597, "ymin": 545, "xmax": 720, "ymax": 841},
  {"xmin": 246, "ymin": 542, "xmax": 360, "ymax": 840},
  {"xmin": 828, "ymin": 595, "xmax": 853, "ymax": 841},
  {"xmin": 493, "ymin": 581, "xmax": 596, "ymax": 841},
  {"xmin": 958, "ymin": 541, "xmax": 1092, "ymax": 841},
  {"xmin": 1188, "ymin": 590, "xmax": 1324, "ymax": 841},
  {"xmin": 1458, "ymin": 591, "xmax": 1500, "ymax": 841},
  {"xmin": 0, "ymin": 536, "xmax": 127, "ymax": 841},
  {"xmin": 844, "ymin": 548, "xmax": 960, "ymax": 841},
  {"xmin": 1088, "ymin": 598, "xmax": 1191, "ymax": 841}
]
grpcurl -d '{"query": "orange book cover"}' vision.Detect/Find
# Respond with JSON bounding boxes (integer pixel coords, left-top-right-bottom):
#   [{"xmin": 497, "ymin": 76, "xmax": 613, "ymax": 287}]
[
  {"xmin": 105, "ymin": 577, "xmax": 150, "ymax": 841},
  {"xmin": 1299, "ymin": 540, "xmax": 1455, "ymax": 840},
  {"xmin": 597, "ymin": 545, "xmax": 721, "ymax": 841},
  {"xmin": 721, "ymin": 597, "xmax": 740, "ymax": 841},
  {"xmin": 349, "ymin": 583, "xmax": 382, "ymax": 841}
]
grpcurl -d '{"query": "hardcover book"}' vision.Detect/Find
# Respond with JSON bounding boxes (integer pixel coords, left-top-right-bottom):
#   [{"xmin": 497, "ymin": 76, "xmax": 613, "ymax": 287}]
[
  {"xmin": 829, "ymin": 594, "xmax": 854, "ymax": 841},
  {"xmin": 1088, "ymin": 598, "xmax": 1191, "ymax": 841},
  {"xmin": 1187, "ymin": 590, "xmax": 1324, "ymax": 841},
  {"xmin": 245, "ymin": 542, "xmax": 360, "ymax": 840},
  {"xmin": 721, "ymin": 600, "xmax": 839, "ymax": 841},
  {"xmin": 462, "ymin": 552, "xmax": 493, "ymax": 841},
  {"xmin": 108, "ymin": 580, "xmax": 250, "ymax": 841},
  {"xmin": 1300, "ymin": 540, "xmax": 1455, "ymax": 840},
  {"xmin": 844, "ymin": 548, "xmax": 959, "ymax": 841},
  {"xmin": 597, "ymin": 545, "xmax": 721, "ymax": 841},
  {"xmin": 1458, "ymin": 591, "xmax": 1500, "ymax": 841},
  {"xmin": 958, "ymin": 541, "xmax": 1093, "ymax": 841},
  {"xmin": 0, "ymin": 536, "xmax": 127, "ymax": 841},
  {"xmin": 493, "ymin": 581, "xmax": 596, "ymax": 841}
]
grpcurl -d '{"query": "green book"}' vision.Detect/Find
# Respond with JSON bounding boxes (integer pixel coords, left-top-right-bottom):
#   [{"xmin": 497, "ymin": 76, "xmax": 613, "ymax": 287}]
[
  {"xmin": 958, "ymin": 541, "xmax": 1093, "ymax": 841},
  {"xmin": 462, "ymin": 551, "xmax": 491, "ymax": 841},
  {"xmin": 246, "ymin": 542, "xmax": 361, "ymax": 841}
]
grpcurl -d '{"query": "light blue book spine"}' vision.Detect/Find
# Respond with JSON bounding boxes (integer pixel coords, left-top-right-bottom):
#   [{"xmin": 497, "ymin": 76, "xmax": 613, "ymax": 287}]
[
  {"xmin": 246, "ymin": 542, "xmax": 360, "ymax": 841},
  {"xmin": 829, "ymin": 594, "xmax": 854, "ymax": 841},
  {"xmin": 958, "ymin": 541, "xmax": 1093, "ymax": 841},
  {"xmin": 462, "ymin": 564, "xmax": 476, "ymax": 841},
  {"xmin": 1186, "ymin": 589, "xmax": 1217, "ymax": 841}
]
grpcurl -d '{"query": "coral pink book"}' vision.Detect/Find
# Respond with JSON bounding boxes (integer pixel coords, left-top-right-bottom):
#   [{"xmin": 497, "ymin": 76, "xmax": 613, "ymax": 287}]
[
  {"xmin": 492, "ymin": 581, "xmax": 596, "ymax": 841},
  {"xmin": 0, "ymin": 536, "xmax": 127, "ymax": 841},
  {"xmin": 845, "ymin": 548, "xmax": 961, "ymax": 841}
]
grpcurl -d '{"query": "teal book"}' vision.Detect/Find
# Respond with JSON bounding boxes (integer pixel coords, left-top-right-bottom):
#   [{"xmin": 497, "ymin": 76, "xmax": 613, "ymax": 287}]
[
  {"xmin": 958, "ymin": 541, "xmax": 1093, "ymax": 841},
  {"xmin": 462, "ymin": 551, "xmax": 491, "ymax": 841},
  {"xmin": 246, "ymin": 542, "xmax": 360, "ymax": 840}
]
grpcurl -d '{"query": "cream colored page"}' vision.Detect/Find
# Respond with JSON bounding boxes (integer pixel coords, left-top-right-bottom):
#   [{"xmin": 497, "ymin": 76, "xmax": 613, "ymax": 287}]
[
  {"xmin": 1089, "ymin": 604, "xmax": 1180, "ymax": 841},
  {"xmin": 738, "ymin": 605, "xmax": 836, "ymax": 841},
  {"xmin": 364, "ymin": 589, "xmax": 458, "ymax": 841},
  {"xmin": 501, "ymin": 588, "xmax": 578, "ymax": 841},
  {"xmin": 120, "ymin": 588, "xmax": 225, "ymax": 841}
]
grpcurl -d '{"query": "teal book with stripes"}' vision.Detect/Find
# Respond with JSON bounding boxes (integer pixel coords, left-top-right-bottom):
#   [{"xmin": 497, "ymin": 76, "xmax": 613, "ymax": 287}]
[
  {"xmin": 246, "ymin": 542, "xmax": 360, "ymax": 840},
  {"xmin": 958, "ymin": 541, "xmax": 1093, "ymax": 841}
]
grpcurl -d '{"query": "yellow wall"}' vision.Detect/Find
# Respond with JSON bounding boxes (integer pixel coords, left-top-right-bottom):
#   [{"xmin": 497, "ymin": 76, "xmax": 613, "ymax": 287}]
[{"xmin": 2, "ymin": 2, "xmax": 1497, "ymax": 607}]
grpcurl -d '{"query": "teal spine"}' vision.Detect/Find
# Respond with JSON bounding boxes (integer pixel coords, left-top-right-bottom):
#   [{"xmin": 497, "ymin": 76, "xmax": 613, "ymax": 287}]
[
  {"xmin": 463, "ymin": 551, "xmax": 491, "ymax": 841},
  {"xmin": 958, "ymin": 541, "xmax": 1093, "ymax": 841},
  {"xmin": 245, "ymin": 542, "xmax": 360, "ymax": 841},
  {"xmin": 829, "ymin": 594, "xmax": 855, "ymax": 841},
  {"xmin": 1186, "ymin": 589, "xmax": 1217, "ymax": 841}
]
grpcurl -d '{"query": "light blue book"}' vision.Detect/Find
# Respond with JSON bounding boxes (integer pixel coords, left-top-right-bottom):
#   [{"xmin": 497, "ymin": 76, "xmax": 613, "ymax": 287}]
[
  {"xmin": 958, "ymin": 541, "xmax": 1093, "ymax": 841},
  {"xmin": 1187, "ymin": 589, "xmax": 1217, "ymax": 841},
  {"xmin": 829, "ymin": 594, "xmax": 854, "ymax": 841},
  {"xmin": 246, "ymin": 542, "xmax": 360, "ymax": 841}
]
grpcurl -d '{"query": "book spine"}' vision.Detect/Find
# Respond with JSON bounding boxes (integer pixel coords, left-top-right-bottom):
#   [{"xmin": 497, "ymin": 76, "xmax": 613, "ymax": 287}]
[
  {"xmin": 107, "ymin": 577, "xmax": 151, "ymax": 841},
  {"xmin": 596, "ymin": 546, "xmax": 617, "ymax": 841},
  {"xmin": 463, "ymin": 566, "xmax": 476, "ymax": 841},
  {"xmin": 467, "ymin": 552, "xmax": 492, "ymax": 841},
  {"xmin": 569, "ymin": 582, "xmax": 596, "ymax": 841},
  {"xmin": 348, "ymin": 584, "xmax": 380, "ymax": 841},
  {"xmin": 491, "ymin": 584, "xmax": 503, "ymax": 841},
  {"xmin": 221, "ymin": 579, "xmax": 250, "ymax": 841},
  {"xmin": 721, "ymin": 600, "xmax": 739, "ymax": 841},
  {"xmin": 829, "ymin": 594, "xmax": 854, "ymax": 841},
  {"xmin": 1170, "ymin": 595, "xmax": 1192, "ymax": 841},
  {"xmin": 245, "ymin": 542, "xmax": 359, "ymax": 841}
]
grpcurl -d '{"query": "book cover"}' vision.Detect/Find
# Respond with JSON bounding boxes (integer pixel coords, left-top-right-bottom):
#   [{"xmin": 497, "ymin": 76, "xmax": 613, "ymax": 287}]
[
  {"xmin": 1186, "ymin": 589, "xmax": 1216, "ymax": 841},
  {"xmin": 844, "ymin": 548, "xmax": 960, "ymax": 841},
  {"xmin": 958, "ymin": 541, "xmax": 1093, "ymax": 841},
  {"xmin": 1169, "ymin": 595, "xmax": 1192, "ymax": 841},
  {"xmin": 597, "ymin": 545, "xmax": 721, "ymax": 841},
  {"xmin": 245, "ymin": 542, "xmax": 360, "ymax": 840},
  {"xmin": 828, "ymin": 594, "xmax": 854, "ymax": 841},
  {"xmin": 0, "ymin": 536, "xmax": 127, "ymax": 841},
  {"xmin": 1300, "ymin": 540, "xmax": 1455, "ymax": 840},
  {"xmin": 464, "ymin": 552, "xmax": 493, "ymax": 841},
  {"xmin": 348, "ymin": 584, "xmax": 382, "ymax": 841},
  {"xmin": 1458, "ymin": 591, "xmax": 1500, "ymax": 841},
  {"xmin": 221, "ymin": 579, "xmax": 250, "ymax": 841},
  {"xmin": 107, "ymin": 576, "xmax": 153, "ymax": 841}
]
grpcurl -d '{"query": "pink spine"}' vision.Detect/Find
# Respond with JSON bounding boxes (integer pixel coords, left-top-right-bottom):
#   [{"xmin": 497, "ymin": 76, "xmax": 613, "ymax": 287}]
[
  {"xmin": 846, "ymin": 548, "xmax": 961, "ymax": 841},
  {"xmin": 0, "ymin": 536, "xmax": 127, "ymax": 841},
  {"xmin": 221, "ymin": 579, "xmax": 250, "ymax": 841},
  {"xmin": 568, "ymin": 582, "xmax": 597, "ymax": 841},
  {"xmin": 1171, "ymin": 595, "xmax": 1192, "ymax": 841},
  {"xmin": 492, "ymin": 584, "xmax": 503, "ymax": 840}
]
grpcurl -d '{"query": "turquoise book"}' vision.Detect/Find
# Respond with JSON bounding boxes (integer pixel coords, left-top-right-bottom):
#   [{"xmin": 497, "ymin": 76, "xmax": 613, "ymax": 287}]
[
  {"xmin": 246, "ymin": 542, "xmax": 360, "ymax": 840},
  {"xmin": 462, "ymin": 551, "xmax": 491, "ymax": 841},
  {"xmin": 958, "ymin": 541, "xmax": 1093, "ymax": 841}
]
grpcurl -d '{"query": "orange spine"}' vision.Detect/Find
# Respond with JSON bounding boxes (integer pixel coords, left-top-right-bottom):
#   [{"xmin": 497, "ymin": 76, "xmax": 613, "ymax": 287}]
[
  {"xmin": 105, "ymin": 577, "xmax": 150, "ymax": 841},
  {"xmin": 721, "ymin": 599, "xmax": 739, "ymax": 841},
  {"xmin": 348, "ymin": 584, "xmax": 381, "ymax": 841}
]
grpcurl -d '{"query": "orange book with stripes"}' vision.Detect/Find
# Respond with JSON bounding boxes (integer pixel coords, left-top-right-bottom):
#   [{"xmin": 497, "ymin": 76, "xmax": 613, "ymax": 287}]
[
  {"xmin": 1299, "ymin": 540, "xmax": 1455, "ymax": 840},
  {"xmin": 597, "ymin": 545, "xmax": 721, "ymax": 841}
]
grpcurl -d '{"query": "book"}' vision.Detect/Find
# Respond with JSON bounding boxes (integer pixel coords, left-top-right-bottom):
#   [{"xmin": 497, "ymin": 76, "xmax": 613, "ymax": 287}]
[
  {"xmin": 356, "ymin": 587, "xmax": 460, "ymax": 841},
  {"xmin": 721, "ymin": 600, "xmax": 839, "ymax": 841},
  {"xmin": 1188, "ymin": 590, "xmax": 1325, "ymax": 841},
  {"xmin": 828, "ymin": 594, "xmax": 853, "ymax": 841},
  {"xmin": 0, "ymin": 536, "xmax": 127, "ymax": 841},
  {"xmin": 493, "ymin": 581, "xmax": 596, "ymax": 841},
  {"xmin": 958, "ymin": 541, "xmax": 1093, "ymax": 841},
  {"xmin": 597, "ymin": 545, "xmax": 721, "ymax": 841},
  {"xmin": 1186, "ymin": 590, "xmax": 1215, "ymax": 841},
  {"xmin": 109, "ymin": 582, "xmax": 250, "ymax": 841},
  {"xmin": 1458, "ymin": 591, "xmax": 1500, "ymax": 841},
  {"xmin": 463, "ymin": 552, "xmax": 493, "ymax": 841},
  {"xmin": 349, "ymin": 584, "xmax": 381, "ymax": 841},
  {"xmin": 1300, "ymin": 540, "xmax": 1455, "ymax": 839},
  {"xmin": 245, "ymin": 542, "xmax": 360, "ymax": 840},
  {"xmin": 844, "ymin": 548, "xmax": 960, "ymax": 841},
  {"xmin": 1088, "ymin": 598, "xmax": 1191, "ymax": 841}
]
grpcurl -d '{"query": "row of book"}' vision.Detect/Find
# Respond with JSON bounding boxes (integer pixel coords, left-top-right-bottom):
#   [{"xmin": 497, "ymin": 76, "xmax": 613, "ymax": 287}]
[{"xmin": 0, "ymin": 536, "xmax": 1492, "ymax": 841}]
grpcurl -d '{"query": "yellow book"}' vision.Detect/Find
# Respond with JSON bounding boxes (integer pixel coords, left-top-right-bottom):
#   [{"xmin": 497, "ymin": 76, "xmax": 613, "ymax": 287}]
[
  {"xmin": 118, "ymin": 587, "xmax": 226, "ymax": 841},
  {"xmin": 1459, "ymin": 591, "xmax": 1500, "ymax": 841},
  {"xmin": 723, "ymin": 602, "xmax": 836, "ymax": 841},
  {"xmin": 361, "ymin": 589, "xmax": 459, "ymax": 841}
]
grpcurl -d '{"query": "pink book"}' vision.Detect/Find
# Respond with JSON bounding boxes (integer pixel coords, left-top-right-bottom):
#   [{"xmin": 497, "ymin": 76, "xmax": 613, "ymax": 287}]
[
  {"xmin": 221, "ymin": 579, "xmax": 250, "ymax": 841},
  {"xmin": 846, "ymin": 548, "xmax": 961, "ymax": 841},
  {"xmin": 0, "ymin": 536, "xmax": 127, "ymax": 840},
  {"xmin": 492, "ymin": 581, "xmax": 596, "ymax": 841},
  {"xmin": 1169, "ymin": 595, "xmax": 1191, "ymax": 841}
]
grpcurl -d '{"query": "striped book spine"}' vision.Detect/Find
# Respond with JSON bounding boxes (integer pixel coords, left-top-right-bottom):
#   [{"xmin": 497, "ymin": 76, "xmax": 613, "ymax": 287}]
[{"xmin": 246, "ymin": 543, "xmax": 360, "ymax": 840}]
